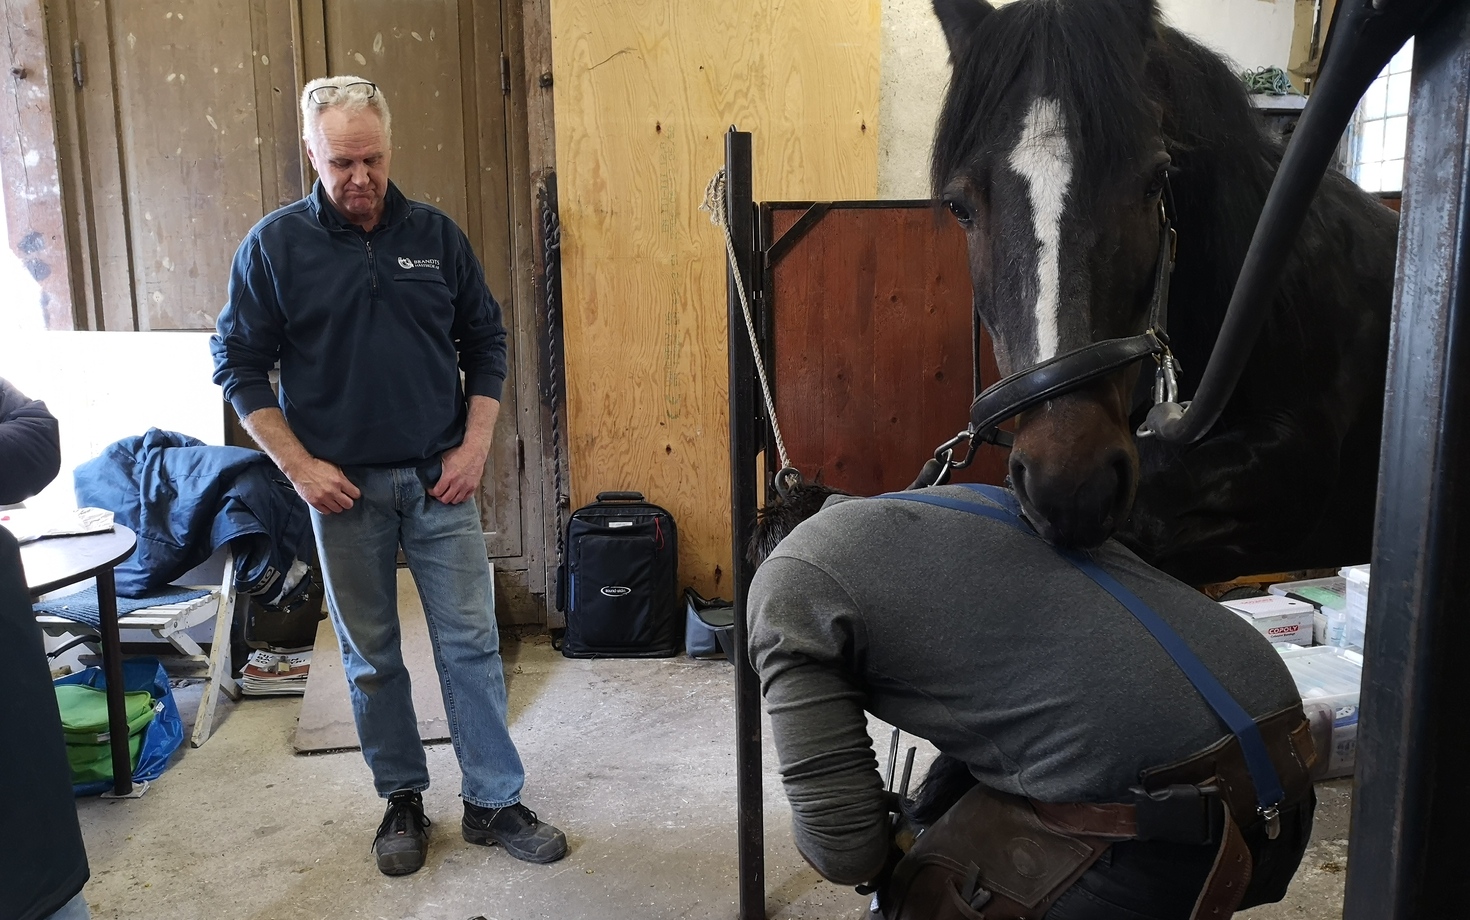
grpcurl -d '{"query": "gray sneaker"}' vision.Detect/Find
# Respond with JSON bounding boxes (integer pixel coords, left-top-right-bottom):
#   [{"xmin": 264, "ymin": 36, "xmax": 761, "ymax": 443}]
[
  {"xmin": 462, "ymin": 802, "xmax": 568, "ymax": 864},
  {"xmin": 373, "ymin": 790, "xmax": 431, "ymax": 876}
]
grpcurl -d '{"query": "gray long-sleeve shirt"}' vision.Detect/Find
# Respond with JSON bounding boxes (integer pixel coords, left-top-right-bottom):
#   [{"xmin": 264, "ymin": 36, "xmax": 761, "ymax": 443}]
[{"xmin": 747, "ymin": 485, "xmax": 1301, "ymax": 885}]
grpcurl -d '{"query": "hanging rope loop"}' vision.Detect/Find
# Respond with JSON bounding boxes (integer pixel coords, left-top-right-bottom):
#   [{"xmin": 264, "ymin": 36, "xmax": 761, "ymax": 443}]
[{"xmin": 701, "ymin": 168, "xmax": 795, "ymax": 476}]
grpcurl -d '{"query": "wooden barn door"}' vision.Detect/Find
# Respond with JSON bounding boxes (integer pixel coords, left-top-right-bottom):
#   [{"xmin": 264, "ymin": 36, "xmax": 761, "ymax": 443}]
[
  {"xmin": 305, "ymin": 1, "xmax": 523, "ymax": 560},
  {"xmin": 763, "ymin": 201, "xmax": 1010, "ymax": 496},
  {"xmin": 35, "ymin": 0, "xmax": 544, "ymax": 609},
  {"xmin": 48, "ymin": 0, "xmax": 303, "ymax": 333}
]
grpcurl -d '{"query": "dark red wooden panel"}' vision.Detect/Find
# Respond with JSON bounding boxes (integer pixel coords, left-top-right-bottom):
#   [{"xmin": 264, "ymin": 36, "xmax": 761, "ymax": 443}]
[{"xmin": 765, "ymin": 203, "xmax": 1008, "ymax": 497}]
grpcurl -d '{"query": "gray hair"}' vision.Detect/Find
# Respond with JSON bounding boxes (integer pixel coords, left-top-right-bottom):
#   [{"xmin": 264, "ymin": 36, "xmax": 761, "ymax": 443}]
[{"xmin": 300, "ymin": 75, "xmax": 392, "ymax": 147}]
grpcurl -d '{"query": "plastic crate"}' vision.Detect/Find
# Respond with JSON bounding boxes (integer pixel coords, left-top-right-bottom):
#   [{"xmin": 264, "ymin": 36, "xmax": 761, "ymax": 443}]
[
  {"xmin": 1278, "ymin": 645, "xmax": 1363, "ymax": 779},
  {"xmin": 1340, "ymin": 564, "xmax": 1371, "ymax": 650},
  {"xmin": 1270, "ymin": 576, "xmax": 1350, "ymax": 646},
  {"xmin": 1268, "ymin": 576, "xmax": 1347, "ymax": 611}
]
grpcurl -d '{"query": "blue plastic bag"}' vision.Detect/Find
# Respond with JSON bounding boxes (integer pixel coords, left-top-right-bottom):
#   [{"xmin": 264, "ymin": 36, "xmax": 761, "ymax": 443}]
[{"xmin": 54, "ymin": 657, "xmax": 184, "ymax": 795}]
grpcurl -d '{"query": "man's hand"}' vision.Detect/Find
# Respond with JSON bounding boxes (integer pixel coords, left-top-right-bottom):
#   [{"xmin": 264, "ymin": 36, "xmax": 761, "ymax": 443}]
[
  {"xmin": 241, "ymin": 407, "xmax": 360, "ymax": 515},
  {"xmin": 289, "ymin": 456, "xmax": 361, "ymax": 514},
  {"xmin": 429, "ymin": 442, "xmax": 488, "ymax": 505},
  {"xmin": 430, "ymin": 394, "xmax": 499, "ymax": 505}
]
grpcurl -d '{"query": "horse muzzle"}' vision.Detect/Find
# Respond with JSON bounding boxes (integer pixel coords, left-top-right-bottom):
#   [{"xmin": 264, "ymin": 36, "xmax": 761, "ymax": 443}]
[{"xmin": 1010, "ymin": 436, "xmax": 1136, "ymax": 548}]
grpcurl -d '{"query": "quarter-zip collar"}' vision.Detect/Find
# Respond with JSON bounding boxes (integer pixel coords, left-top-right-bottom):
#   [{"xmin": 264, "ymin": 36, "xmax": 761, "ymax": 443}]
[{"xmin": 309, "ymin": 179, "xmax": 410, "ymax": 234}]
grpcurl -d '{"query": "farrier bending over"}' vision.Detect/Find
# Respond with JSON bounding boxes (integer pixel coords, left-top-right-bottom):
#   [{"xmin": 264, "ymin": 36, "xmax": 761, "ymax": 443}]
[
  {"xmin": 747, "ymin": 482, "xmax": 1316, "ymax": 919},
  {"xmin": 211, "ymin": 76, "xmax": 565, "ymax": 877}
]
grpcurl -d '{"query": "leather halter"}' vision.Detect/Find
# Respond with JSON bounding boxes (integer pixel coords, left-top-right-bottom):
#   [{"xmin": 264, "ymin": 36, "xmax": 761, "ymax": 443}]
[{"xmin": 915, "ymin": 188, "xmax": 1180, "ymax": 488}]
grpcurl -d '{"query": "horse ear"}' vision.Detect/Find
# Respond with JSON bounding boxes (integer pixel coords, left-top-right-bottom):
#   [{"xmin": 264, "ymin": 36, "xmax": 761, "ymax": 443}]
[{"xmin": 932, "ymin": 0, "xmax": 994, "ymax": 60}]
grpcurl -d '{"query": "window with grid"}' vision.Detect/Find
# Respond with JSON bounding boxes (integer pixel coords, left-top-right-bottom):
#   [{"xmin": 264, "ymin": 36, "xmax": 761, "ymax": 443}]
[{"xmin": 1346, "ymin": 38, "xmax": 1413, "ymax": 194}]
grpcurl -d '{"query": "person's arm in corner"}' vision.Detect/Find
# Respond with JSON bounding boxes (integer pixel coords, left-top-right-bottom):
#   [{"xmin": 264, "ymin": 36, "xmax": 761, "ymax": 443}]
[
  {"xmin": 747, "ymin": 555, "xmax": 893, "ymax": 886},
  {"xmin": 0, "ymin": 379, "xmax": 62, "ymax": 505},
  {"xmin": 210, "ymin": 235, "xmax": 359, "ymax": 515},
  {"xmin": 430, "ymin": 224, "xmax": 509, "ymax": 505}
]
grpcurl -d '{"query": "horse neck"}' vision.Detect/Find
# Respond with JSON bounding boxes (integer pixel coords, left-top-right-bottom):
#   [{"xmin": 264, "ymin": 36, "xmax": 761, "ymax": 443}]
[{"xmin": 1147, "ymin": 31, "xmax": 1283, "ymax": 388}]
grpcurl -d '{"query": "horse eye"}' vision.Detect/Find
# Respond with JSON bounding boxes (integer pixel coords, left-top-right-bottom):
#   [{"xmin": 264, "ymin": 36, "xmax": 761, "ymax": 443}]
[
  {"xmin": 1147, "ymin": 166, "xmax": 1170, "ymax": 199},
  {"xmin": 946, "ymin": 200, "xmax": 974, "ymax": 226}
]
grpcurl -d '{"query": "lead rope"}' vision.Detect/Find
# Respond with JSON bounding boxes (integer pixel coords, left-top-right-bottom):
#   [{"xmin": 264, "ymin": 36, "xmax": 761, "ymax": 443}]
[{"xmin": 702, "ymin": 169, "xmax": 794, "ymax": 481}]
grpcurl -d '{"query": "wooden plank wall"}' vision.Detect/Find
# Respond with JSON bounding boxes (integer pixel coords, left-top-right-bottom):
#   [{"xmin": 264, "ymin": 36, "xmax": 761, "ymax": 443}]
[
  {"xmin": 768, "ymin": 205, "xmax": 1009, "ymax": 497},
  {"xmin": 0, "ymin": 0, "xmax": 75, "ymax": 328},
  {"xmin": 550, "ymin": 0, "xmax": 881, "ymax": 597}
]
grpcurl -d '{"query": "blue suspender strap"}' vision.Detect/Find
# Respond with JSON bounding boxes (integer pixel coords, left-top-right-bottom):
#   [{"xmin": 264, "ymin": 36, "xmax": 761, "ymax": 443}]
[{"xmin": 878, "ymin": 484, "xmax": 1287, "ymax": 816}]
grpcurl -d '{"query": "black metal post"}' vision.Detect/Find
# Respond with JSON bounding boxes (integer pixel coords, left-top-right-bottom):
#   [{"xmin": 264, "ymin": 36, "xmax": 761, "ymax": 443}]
[
  {"xmin": 97, "ymin": 567, "xmax": 132, "ymax": 796},
  {"xmin": 726, "ymin": 127, "xmax": 766, "ymax": 920},
  {"xmin": 1343, "ymin": 4, "xmax": 1470, "ymax": 917}
]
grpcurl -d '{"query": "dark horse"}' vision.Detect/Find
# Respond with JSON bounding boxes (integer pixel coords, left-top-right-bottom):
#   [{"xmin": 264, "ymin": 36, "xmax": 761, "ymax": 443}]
[{"xmin": 932, "ymin": 0, "xmax": 1398, "ymax": 585}]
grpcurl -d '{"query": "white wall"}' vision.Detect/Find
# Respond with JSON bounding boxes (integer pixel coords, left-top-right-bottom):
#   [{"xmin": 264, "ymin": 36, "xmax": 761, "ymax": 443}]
[
  {"xmin": 877, "ymin": 0, "xmax": 1298, "ymax": 198},
  {"xmin": 0, "ymin": 158, "xmax": 46, "ymax": 333},
  {"xmin": 0, "ymin": 332, "xmax": 224, "ymax": 515},
  {"xmin": 1159, "ymin": 0, "xmax": 1296, "ymax": 73}
]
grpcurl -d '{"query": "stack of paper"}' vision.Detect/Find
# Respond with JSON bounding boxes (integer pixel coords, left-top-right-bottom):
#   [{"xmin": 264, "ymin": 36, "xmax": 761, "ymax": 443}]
[
  {"xmin": 241, "ymin": 648, "xmax": 312, "ymax": 697},
  {"xmin": 0, "ymin": 506, "xmax": 114, "ymax": 544}
]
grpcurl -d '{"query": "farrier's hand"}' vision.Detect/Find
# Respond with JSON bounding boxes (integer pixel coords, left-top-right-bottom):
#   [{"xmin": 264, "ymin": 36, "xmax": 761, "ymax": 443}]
[
  {"xmin": 430, "ymin": 441, "xmax": 488, "ymax": 505},
  {"xmin": 288, "ymin": 456, "xmax": 361, "ymax": 514}
]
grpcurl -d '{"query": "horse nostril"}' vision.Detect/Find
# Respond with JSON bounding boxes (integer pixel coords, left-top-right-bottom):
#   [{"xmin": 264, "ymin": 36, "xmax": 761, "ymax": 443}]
[{"xmin": 1008, "ymin": 452, "xmax": 1031, "ymax": 505}]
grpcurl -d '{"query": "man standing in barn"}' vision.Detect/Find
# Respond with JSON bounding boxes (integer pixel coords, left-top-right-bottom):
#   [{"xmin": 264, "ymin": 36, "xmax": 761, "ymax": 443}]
[{"xmin": 211, "ymin": 76, "xmax": 566, "ymax": 877}]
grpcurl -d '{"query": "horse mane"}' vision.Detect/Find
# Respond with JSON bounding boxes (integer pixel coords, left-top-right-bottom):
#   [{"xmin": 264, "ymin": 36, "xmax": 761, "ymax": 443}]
[
  {"xmin": 746, "ymin": 480, "xmax": 850, "ymax": 568},
  {"xmin": 931, "ymin": 0, "xmax": 1290, "ymax": 386}
]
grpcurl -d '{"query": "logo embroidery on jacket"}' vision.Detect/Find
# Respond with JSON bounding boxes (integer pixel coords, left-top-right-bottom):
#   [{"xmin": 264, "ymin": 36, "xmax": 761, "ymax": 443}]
[
  {"xmin": 398, "ymin": 257, "xmax": 414, "ymax": 269},
  {"xmin": 397, "ymin": 257, "xmax": 443, "ymax": 271},
  {"xmin": 600, "ymin": 586, "xmax": 632, "ymax": 597}
]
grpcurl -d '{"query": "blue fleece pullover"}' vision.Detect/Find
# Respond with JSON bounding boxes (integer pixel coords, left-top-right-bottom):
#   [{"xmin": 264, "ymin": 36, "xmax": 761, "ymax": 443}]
[{"xmin": 211, "ymin": 181, "xmax": 508, "ymax": 467}]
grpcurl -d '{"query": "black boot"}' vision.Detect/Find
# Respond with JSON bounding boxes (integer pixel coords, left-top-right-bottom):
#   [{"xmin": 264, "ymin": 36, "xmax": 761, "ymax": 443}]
[
  {"xmin": 462, "ymin": 801, "xmax": 568, "ymax": 864},
  {"xmin": 373, "ymin": 790, "xmax": 431, "ymax": 876}
]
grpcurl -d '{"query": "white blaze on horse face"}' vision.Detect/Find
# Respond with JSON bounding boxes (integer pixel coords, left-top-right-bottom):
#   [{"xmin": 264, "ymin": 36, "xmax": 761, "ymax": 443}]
[{"xmin": 1007, "ymin": 97, "xmax": 1073, "ymax": 364}]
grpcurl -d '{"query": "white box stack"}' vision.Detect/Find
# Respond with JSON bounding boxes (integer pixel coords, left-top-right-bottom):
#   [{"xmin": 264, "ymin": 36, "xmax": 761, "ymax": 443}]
[
  {"xmin": 1221, "ymin": 594, "xmax": 1315, "ymax": 647},
  {"xmin": 1340, "ymin": 564, "xmax": 1371, "ymax": 650},
  {"xmin": 1278, "ymin": 645, "xmax": 1363, "ymax": 779}
]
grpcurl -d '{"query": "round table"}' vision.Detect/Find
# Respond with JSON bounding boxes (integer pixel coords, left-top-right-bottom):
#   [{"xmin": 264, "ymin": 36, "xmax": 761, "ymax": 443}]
[{"xmin": 21, "ymin": 525, "xmax": 139, "ymax": 796}]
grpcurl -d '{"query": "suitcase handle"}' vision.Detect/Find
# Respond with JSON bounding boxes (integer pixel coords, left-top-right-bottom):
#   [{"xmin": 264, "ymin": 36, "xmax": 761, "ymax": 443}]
[{"xmin": 596, "ymin": 491, "xmax": 646, "ymax": 502}]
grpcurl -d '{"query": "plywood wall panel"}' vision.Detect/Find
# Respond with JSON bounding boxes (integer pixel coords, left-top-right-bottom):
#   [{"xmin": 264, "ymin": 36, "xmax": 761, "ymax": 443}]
[{"xmin": 551, "ymin": 0, "xmax": 881, "ymax": 596}]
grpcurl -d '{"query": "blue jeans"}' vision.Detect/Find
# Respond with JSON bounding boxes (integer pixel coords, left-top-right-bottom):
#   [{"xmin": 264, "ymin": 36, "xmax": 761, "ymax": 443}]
[
  {"xmin": 310, "ymin": 463, "xmax": 525, "ymax": 808},
  {"xmin": 46, "ymin": 892, "xmax": 90, "ymax": 920}
]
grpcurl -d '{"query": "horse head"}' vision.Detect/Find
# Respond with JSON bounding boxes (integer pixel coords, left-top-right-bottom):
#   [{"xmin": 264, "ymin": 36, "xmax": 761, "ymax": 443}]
[{"xmin": 932, "ymin": 0, "xmax": 1175, "ymax": 548}]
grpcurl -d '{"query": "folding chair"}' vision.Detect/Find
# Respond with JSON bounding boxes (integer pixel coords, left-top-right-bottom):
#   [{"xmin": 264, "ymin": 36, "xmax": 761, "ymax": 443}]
[{"xmin": 35, "ymin": 546, "xmax": 242, "ymax": 748}]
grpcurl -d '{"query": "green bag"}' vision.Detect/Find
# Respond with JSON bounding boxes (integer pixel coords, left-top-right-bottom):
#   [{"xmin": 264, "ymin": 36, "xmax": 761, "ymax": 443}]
[{"xmin": 54, "ymin": 684, "xmax": 158, "ymax": 785}]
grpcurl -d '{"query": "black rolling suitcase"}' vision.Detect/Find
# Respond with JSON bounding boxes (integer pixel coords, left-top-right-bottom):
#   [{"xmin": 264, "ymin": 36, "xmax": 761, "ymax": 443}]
[{"xmin": 556, "ymin": 491, "xmax": 680, "ymax": 658}]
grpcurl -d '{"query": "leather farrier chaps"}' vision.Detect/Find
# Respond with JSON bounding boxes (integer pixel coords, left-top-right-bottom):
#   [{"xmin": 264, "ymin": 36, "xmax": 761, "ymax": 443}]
[{"xmin": 879, "ymin": 705, "xmax": 1316, "ymax": 920}]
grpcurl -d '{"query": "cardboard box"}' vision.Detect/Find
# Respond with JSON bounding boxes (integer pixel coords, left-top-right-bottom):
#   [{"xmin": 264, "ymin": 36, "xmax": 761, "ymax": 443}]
[{"xmin": 1221, "ymin": 594, "xmax": 1315, "ymax": 647}]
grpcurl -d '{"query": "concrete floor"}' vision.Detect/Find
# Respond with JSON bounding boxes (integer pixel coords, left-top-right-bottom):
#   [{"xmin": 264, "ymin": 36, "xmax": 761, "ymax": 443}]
[{"xmin": 74, "ymin": 633, "xmax": 1354, "ymax": 920}]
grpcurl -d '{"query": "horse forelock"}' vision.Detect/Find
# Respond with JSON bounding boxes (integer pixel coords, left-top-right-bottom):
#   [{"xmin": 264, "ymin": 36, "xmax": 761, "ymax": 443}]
[{"xmin": 930, "ymin": 0, "xmax": 1159, "ymax": 201}]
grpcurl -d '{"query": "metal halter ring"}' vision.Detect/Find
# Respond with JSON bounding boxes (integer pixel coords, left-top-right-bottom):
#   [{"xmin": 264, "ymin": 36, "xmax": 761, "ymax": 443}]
[{"xmin": 772, "ymin": 466, "xmax": 805, "ymax": 500}]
